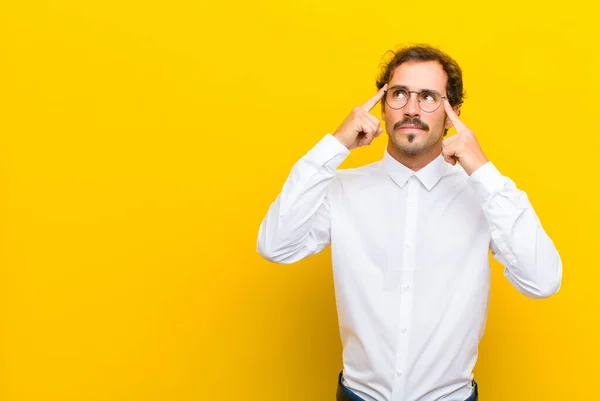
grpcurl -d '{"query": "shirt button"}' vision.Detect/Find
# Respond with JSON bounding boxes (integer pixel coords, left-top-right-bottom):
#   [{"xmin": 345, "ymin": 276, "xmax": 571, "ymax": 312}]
[
  {"xmin": 405, "ymin": 243, "xmax": 411, "ymax": 249},
  {"xmin": 403, "ymin": 284, "xmax": 411, "ymax": 290},
  {"xmin": 401, "ymin": 328, "xmax": 408, "ymax": 334},
  {"xmin": 396, "ymin": 370, "xmax": 403, "ymax": 377}
]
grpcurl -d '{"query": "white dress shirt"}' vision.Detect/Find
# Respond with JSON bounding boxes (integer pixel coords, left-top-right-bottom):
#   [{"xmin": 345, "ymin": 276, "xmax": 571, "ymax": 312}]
[{"xmin": 257, "ymin": 134, "xmax": 562, "ymax": 401}]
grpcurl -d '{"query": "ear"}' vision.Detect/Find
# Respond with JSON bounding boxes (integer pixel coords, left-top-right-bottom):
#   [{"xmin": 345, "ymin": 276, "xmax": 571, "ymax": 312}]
[{"xmin": 444, "ymin": 106, "xmax": 460, "ymax": 130}]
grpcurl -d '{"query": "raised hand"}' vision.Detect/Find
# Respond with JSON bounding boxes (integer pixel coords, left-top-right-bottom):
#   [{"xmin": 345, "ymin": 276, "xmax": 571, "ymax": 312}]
[
  {"xmin": 442, "ymin": 100, "xmax": 489, "ymax": 175},
  {"xmin": 333, "ymin": 84, "xmax": 388, "ymax": 150}
]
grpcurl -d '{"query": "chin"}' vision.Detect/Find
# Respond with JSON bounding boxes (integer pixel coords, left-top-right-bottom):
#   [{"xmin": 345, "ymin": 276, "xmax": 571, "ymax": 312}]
[
  {"xmin": 393, "ymin": 137, "xmax": 428, "ymax": 155},
  {"xmin": 400, "ymin": 145, "xmax": 428, "ymax": 155}
]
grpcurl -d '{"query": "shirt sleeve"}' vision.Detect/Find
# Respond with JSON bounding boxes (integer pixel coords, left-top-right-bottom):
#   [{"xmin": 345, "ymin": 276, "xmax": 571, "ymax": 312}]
[
  {"xmin": 468, "ymin": 162, "xmax": 563, "ymax": 298},
  {"xmin": 256, "ymin": 134, "xmax": 350, "ymax": 264}
]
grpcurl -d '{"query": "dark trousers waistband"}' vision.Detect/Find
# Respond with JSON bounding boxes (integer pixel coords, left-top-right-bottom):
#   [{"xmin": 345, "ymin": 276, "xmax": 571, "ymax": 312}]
[{"xmin": 336, "ymin": 371, "xmax": 478, "ymax": 401}]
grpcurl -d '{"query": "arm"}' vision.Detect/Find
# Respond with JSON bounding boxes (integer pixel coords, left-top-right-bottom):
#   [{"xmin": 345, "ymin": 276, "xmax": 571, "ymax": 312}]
[
  {"xmin": 256, "ymin": 134, "xmax": 349, "ymax": 264},
  {"xmin": 469, "ymin": 163, "xmax": 562, "ymax": 298},
  {"xmin": 441, "ymin": 100, "xmax": 562, "ymax": 298},
  {"xmin": 257, "ymin": 85, "xmax": 388, "ymax": 264}
]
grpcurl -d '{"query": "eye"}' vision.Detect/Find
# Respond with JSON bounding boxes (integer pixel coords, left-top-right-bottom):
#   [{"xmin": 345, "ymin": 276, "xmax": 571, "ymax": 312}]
[
  {"xmin": 392, "ymin": 89, "xmax": 408, "ymax": 100},
  {"xmin": 420, "ymin": 91, "xmax": 439, "ymax": 103}
]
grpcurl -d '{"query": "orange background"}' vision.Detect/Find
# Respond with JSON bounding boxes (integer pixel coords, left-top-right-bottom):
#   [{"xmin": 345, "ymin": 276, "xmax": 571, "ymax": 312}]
[{"xmin": 0, "ymin": 1, "xmax": 597, "ymax": 400}]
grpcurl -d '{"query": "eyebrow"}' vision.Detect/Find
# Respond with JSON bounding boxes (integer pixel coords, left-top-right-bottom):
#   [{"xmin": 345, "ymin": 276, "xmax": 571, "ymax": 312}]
[{"xmin": 388, "ymin": 84, "xmax": 440, "ymax": 93}]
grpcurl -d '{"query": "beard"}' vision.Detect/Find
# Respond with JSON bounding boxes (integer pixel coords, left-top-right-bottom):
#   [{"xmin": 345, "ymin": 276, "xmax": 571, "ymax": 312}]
[
  {"xmin": 388, "ymin": 117, "xmax": 446, "ymax": 155},
  {"xmin": 392, "ymin": 134, "xmax": 430, "ymax": 154}
]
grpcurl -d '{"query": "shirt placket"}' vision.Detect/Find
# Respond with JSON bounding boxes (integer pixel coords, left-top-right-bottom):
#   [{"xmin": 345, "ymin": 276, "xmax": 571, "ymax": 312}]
[{"xmin": 391, "ymin": 176, "xmax": 418, "ymax": 401}]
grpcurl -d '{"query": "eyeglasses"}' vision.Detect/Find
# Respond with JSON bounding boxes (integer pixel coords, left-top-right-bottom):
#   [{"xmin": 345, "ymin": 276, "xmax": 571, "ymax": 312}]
[{"xmin": 383, "ymin": 86, "xmax": 447, "ymax": 113}]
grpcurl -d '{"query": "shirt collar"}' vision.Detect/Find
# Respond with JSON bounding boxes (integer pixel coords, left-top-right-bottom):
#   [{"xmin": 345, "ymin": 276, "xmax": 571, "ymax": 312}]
[{"xmin": 381, "ymin": 148, "xmax": 449, "ymax": 191}]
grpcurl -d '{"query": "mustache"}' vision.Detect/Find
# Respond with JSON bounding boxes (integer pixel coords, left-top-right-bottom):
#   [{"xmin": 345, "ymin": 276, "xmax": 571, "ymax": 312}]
[{"xmin": 394, "ymin": 118, "xmax": 429, "ymax": 132}]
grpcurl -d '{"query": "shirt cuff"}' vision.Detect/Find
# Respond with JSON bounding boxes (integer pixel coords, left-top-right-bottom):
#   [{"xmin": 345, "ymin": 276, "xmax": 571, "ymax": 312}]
[
  {"xmin": 305, "ymin": 133, "xmax": 351, "ymax": 169},
  {"xmin": 468, "ymin": 161, "xmax": 507, "ymax": 204}
]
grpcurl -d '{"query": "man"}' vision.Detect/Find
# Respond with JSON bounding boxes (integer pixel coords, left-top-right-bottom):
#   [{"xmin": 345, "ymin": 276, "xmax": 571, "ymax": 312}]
[{"xmin": 256, "ymin": 45, "xmax": 562, "ymax": 401}]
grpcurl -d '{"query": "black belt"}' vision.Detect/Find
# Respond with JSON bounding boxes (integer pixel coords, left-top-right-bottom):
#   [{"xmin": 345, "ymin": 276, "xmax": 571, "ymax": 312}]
[{"xmin": 336, "ymin": 371, "xmax": 478, "ymax": 401}]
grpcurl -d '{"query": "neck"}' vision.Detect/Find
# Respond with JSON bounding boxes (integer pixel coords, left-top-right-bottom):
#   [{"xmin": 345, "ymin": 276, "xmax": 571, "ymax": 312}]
[{"xmin": 386, "ymin": 139, "xmax": 443, "ymax": 172}]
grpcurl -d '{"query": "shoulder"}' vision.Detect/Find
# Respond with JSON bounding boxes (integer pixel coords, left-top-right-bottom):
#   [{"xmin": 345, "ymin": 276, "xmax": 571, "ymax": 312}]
[
  {"xmin": 326, "ymin": 160, "xmax": 387, "ymax": 199},
  {"xmin": 445, "ymin": 163, "xmax": 470, "ymax": 181},
  {"xmin": 437, "ymin": 163, "xmax": 474, "ymax": 198},
  {"xmin": 334, "ymin": 161, "xmax": 384, "ymax": 184}
]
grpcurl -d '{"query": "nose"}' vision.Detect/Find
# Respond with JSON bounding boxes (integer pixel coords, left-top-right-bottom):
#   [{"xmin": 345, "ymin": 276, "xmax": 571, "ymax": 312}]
[{"xmin": 403, "ymin": 92, "xmax": 420, "ymax": 118}]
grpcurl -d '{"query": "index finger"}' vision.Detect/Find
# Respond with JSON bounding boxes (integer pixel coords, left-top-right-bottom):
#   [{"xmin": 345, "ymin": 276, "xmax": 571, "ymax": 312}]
[
  {"xmin": 360, "ymin": 84, "xmax": 388, "ymax": 112},
  {"xmin": 443, "ymin": 100, "xmax": 467, "ymax": 131}
]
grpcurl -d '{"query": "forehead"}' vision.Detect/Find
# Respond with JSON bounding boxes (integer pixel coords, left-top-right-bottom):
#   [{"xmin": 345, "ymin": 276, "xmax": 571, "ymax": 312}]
[{"xmin": 388, "ymin": 61, "xmax": 448, "ymax": 92}]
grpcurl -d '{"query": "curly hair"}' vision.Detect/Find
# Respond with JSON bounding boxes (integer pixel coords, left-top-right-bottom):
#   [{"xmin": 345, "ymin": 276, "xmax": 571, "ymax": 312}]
[{"xmin": 376, "ymin": 44, "xmax": 465, "ymax": 108}]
